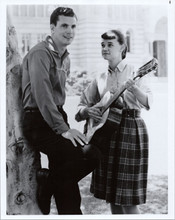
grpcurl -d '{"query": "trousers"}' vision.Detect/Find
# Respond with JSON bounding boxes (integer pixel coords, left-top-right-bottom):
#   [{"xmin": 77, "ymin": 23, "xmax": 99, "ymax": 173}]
[{"xmin": 23, "ymin": 107, "xmax": 99, "ymax": 214}]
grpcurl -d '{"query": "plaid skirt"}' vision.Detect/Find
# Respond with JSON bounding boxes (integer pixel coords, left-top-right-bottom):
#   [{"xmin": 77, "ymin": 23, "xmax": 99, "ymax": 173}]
[{"xmin": 90, "ymin": 110, "xmax": 149, "ymax": 205}]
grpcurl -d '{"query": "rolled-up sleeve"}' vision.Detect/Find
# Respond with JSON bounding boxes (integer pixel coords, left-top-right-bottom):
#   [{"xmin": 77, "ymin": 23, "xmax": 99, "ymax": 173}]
[
  {"xmin": 75, "ymin": 79, "xmax": 100, "ymax": 122},
  {"xmin": 137, "ymin": 76, "xmax": 153, "ymax": 110},
  {"xmin": 29, "ymin": 50, "xmax": 69, "ymax": 134}
]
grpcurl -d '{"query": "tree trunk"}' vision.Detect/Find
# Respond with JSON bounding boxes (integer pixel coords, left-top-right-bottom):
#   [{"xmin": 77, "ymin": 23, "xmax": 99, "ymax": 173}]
[{"xmin": 6, "ymin": 8, "xmax": 42, "ymax": 215}]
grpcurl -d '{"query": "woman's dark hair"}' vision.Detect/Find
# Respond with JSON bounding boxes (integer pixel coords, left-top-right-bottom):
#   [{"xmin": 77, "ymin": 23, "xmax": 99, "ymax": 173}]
[
  {"xmin": 50, "ymin": 7, "xmax": 77, "ymax": 26},
  {"xmin": 101, "ymin": 29, "xmax": 127, "ymax": 59}
]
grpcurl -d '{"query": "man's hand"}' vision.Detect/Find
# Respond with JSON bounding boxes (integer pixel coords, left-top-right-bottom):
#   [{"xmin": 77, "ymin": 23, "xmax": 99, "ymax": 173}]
[{"xmin": 61, "ymin": 129, "xmax": 88, "ymax": 147}]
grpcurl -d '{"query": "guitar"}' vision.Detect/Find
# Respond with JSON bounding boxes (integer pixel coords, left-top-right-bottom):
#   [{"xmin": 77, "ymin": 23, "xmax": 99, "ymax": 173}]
[{"xmin": 86, "ymin": 58, "xmax": 158, "ymax": 143}]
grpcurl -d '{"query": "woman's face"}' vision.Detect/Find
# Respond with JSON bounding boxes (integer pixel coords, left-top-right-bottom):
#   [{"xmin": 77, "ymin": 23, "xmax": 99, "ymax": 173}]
[{"xmin": 101, "ymin": 36, "xmax": 123, "ymax": 61}]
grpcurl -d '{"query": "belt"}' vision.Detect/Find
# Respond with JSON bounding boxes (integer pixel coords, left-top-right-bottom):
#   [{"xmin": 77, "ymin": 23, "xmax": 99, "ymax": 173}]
[
  {"xmin": 122, "ymin": 109, "xmax": 141, "ymax": 118},
  {"xmin": 25, "ymin": 108, "xmax": 40, "ymax": 113},
  {"xmin": 25, "ymin": 106, "xmax": 63, "ymax": 113}
]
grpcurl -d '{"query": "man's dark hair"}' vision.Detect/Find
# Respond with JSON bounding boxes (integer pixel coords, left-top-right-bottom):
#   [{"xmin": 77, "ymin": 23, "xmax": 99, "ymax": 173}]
[
  {"xmin": 50, "ymin": 7, "xmax": 77, "ymax": 25},
  {"xmin": 101, "ymin": 29, "xmax": 127, "ymax": 59}
]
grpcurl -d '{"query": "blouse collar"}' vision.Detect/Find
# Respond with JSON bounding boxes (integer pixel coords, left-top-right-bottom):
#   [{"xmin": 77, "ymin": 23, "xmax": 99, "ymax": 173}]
[{"xmin": 108, "ymin": 59, "xmax": 127, "ymax": 74}]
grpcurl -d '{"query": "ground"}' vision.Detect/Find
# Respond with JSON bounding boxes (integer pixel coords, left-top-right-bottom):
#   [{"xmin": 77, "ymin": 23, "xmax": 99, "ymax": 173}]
[{"xmin": 50, "ymin": 174, "xmax": 168, "ymax": 215}]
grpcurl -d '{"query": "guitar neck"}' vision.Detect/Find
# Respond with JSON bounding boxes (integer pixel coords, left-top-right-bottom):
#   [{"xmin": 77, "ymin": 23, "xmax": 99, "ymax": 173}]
[
  {"xmin": 101, "ymin": 85, "xmax": 126, "ymax": 114},
  {"xmin": 101, "ymin": 75, "xmax": 139, "ymax": 114}
]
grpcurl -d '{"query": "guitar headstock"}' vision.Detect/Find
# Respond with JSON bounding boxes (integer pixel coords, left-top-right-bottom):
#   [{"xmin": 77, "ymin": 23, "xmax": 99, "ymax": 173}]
[{"xmin": 136, "ymin": 58, "xmax": 158, "ymax": 78}]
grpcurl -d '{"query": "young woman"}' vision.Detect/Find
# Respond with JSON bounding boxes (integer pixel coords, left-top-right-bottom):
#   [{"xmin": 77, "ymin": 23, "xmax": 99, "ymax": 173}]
[{"xmin": 75, "ymin": 29, "xmax": 153, "ymax": 214}]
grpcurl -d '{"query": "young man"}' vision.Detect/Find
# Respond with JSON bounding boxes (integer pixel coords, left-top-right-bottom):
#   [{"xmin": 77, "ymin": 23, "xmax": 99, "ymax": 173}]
[{"xmin": 22, "ymin": 7, "xmax": 99, "ymax": 215}]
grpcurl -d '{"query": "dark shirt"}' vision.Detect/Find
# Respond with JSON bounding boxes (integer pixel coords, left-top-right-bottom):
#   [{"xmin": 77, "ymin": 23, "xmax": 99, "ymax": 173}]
[{"xmin": 22, "ymin": 36, "xmax": 70, "ymax": 134}]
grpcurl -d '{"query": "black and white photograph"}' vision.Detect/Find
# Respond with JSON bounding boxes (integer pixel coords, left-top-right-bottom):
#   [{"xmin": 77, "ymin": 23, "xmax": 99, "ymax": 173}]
[{"xmin": 0, "ymin": 0, "xmax": 174, "ymax": 219}]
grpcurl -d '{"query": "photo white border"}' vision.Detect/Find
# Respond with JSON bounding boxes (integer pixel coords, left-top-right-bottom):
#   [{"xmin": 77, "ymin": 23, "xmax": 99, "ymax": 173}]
[{"xmin": 0, "ymin": 0, "xmax": 174, "ymax": 219}]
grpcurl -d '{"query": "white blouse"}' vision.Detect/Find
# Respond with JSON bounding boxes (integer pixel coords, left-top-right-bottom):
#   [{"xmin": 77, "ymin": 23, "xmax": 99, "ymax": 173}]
[{"xmin": 76, "ymin": 59, "xmax": 153, "ymax": 121}]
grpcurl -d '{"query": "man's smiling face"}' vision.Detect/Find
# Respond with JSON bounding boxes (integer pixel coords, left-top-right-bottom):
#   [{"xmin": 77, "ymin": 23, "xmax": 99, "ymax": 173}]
[{"xmin": 51, "ymin": 15, "xmax": 77, "ymax": 47}]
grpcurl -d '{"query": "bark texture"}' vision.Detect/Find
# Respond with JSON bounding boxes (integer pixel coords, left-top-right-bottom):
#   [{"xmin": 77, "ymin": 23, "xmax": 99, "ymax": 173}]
[{"xmin": 6, "ymin": 10, "xmax": 42, "ymax": 215}]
